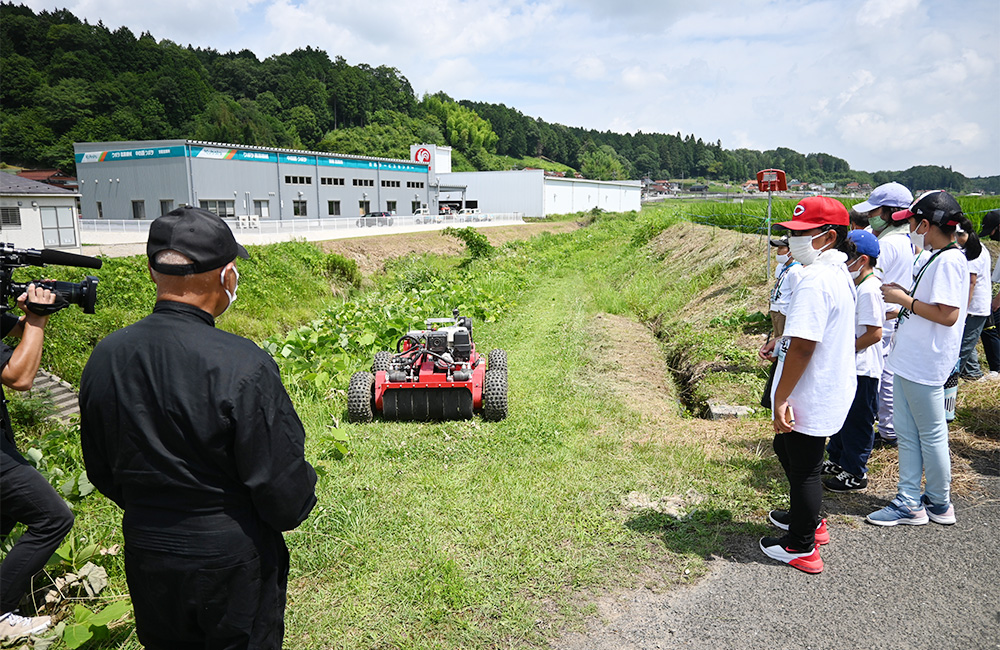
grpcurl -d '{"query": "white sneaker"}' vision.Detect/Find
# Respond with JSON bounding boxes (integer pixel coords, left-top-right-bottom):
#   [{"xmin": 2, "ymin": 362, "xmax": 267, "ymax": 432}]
[{"xmin": 0, "ymin": 612, "xmax": 52, "ymax": 640}]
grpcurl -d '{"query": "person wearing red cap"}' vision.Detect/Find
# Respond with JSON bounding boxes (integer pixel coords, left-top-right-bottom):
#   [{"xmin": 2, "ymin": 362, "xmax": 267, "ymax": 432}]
[
  {"xmin": 758, "ymin": 196, "xmax": 857, "ymax": 573},
  {"xmin": 866, "ymin": 191, "xmax": 983, "ymax": 527}
]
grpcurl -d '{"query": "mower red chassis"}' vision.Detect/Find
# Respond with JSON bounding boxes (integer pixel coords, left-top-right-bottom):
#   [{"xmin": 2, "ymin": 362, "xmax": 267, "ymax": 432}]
[{"xmin": 347, "ymin": 313, "xmax": 508, "ymax": 422}]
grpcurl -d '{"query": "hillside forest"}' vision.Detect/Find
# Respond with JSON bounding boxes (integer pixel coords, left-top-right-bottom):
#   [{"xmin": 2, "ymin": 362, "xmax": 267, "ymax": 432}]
[{"xmin": 1, "ymin": 4, "xmax": 997, "ymax": 192}]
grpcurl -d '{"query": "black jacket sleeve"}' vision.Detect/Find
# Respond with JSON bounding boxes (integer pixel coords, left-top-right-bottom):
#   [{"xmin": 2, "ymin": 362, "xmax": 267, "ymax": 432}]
[
  {"xmin": 78, "ymin": 355, "xmax": 126, "ymax": 508},
  {"xmin": 231, "ymin": 358, "xmax": 317, "ymax": 532}
]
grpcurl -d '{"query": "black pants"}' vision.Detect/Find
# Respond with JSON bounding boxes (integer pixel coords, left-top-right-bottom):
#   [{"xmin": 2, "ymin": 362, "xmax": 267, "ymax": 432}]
[
  {"xmin": 0, "ymin": 435, "xmax": 75, "ymax": 612},
  {"xmin": 772, "ymin": 431, "xmax": 826, "ymax": 550},
  {"xmin": 125, "ymin": 525, "xmax": 289, "ymax": 650}
]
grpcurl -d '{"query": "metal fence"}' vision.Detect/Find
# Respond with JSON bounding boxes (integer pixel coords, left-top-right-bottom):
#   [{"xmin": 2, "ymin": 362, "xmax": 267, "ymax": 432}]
[{"xmin": 80, "ymin": 212, "xmax": 527, "ymax": 237}]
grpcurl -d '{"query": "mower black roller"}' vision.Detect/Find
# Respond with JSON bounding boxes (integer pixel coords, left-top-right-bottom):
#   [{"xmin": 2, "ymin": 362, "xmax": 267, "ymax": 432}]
[{"xmin": 347, "ymin": 309, "xmax": 508, "ymax": 422}]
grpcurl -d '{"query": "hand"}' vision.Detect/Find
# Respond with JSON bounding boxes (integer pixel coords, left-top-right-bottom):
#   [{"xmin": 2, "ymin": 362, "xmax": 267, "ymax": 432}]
[
  {"xmin": 773, "ymin": 401, "xmax": 794, "ymax": 433},
  {"xmin": 880, "ymin": 282, "xmax": 909, "ymax": 306},
  {"xmin": 18, "ymin": 282, "xmax": 55, "ymax": 326},
  {"xmin": 758, "ymin": 339, "xmax": 777, "ymax": 362}
]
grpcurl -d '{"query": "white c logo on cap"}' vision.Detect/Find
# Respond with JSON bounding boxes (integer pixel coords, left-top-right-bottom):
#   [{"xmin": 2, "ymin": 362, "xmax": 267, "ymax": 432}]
[{"xmin": 793, "ymin": 205, "xmax": 806, "ymax": 217}]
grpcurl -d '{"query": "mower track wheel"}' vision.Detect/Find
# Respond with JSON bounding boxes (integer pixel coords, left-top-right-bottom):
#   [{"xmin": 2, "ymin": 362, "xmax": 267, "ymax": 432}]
[
  {"xmin": 488, "ymin": 349, "xmax": 508, "ymax": 376},
  {"xmin": 482, "ymin": 369, "xmax": 508, "ymax": 421},
  {"xmin": 372, "ymin": 351, "xmax": 393, "ymax": 374},
  {"xmin": 347, "ymin": 371, "xmax": 375, "ymax": 422}
]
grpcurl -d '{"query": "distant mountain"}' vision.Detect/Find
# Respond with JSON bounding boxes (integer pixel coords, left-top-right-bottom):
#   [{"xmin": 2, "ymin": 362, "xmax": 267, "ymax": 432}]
[{"xmin": 1, "ymin": 3, "xmax": 996, "ymax": 191}]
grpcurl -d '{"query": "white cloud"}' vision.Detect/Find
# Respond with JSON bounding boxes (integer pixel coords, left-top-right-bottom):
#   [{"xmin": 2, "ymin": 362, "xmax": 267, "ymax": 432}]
[{"xmin": 17, "ymin": 0, "xmax": 1000, "ymax": 175}]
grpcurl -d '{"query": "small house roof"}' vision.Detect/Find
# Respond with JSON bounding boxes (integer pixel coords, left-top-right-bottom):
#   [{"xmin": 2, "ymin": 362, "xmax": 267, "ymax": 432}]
[{"xmin": 0, "ymin": 173, "xmax": 79, "ymax": 196}]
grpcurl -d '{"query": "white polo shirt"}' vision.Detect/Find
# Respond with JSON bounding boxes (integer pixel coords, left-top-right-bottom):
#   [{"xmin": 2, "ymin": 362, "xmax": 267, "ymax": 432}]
[
  {"xmin": 771, "ymin": 250, "xmax": 858, "ymax": 437},
  {"xmin": 770, "ymin": 261, "xmax": 803, "ymax": 314},
  {"xmin": 876, "ymin": 228, "xmax": 915, "ymax": 334}
]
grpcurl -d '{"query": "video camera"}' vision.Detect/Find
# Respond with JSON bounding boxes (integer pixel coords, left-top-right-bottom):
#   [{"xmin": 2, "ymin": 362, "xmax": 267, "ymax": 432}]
[{"xmin": 0, "ymin": 243, "xmax": 102, "ymax": 318}]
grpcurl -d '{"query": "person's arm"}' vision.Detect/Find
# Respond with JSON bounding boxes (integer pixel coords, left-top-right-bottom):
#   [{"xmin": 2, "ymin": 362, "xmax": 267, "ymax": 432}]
[
  {"xmin": 969, "ymin": 273, "xmax": 977, "ymax": 307},
  {"xmin": 234, "ymin": 359, "xmax": 318, "ymax": 532},
  {"xmin": 856, "ymin": 324, "xmax": 882, "ymax": 352},
  {"xmin": 881, "ymin": 283, "xmax": 961, "ymax": 327},
  {"xmin": 772, "ymin": 337, "xmax": 816, "ymax": 433},
  {"xmin": 1, "ymin": 284, "xmax": 54, "ymax": 391}
]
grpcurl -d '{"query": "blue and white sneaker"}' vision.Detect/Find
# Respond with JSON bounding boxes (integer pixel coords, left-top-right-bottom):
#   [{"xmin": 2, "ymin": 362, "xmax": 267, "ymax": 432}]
[
  {"xmin": 921, "ymin": 495, "xmax": 956, "ymax": 525},
  {"xmin": 865, "ymin": 497, "xmax": 929, "ymax": 526}
]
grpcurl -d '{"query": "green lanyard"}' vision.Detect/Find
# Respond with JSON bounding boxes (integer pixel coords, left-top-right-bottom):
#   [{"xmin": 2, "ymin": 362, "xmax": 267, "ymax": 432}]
[{"xmin": 898, "ymin": 242, "xmax": 957, "ymax": 322}]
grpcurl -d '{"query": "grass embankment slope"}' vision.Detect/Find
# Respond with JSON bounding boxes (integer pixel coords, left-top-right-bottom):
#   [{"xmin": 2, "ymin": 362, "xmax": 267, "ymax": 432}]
[{"xmin": 5, "ymin": 209, "xmax": 997, "ymax": 649}]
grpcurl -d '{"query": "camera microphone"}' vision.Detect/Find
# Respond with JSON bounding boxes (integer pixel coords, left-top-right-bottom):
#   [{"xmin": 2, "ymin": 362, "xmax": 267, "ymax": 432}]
[{"xmin": 31, "ymin": 248, "xmax": 103, "ymax": 270}]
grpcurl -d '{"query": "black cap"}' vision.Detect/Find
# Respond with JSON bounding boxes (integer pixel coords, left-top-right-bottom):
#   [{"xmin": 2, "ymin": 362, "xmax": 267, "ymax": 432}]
[
  {"xmin": 979, "ymin": 210, "xmax": 1000, "ymax": 241},
  {"xmin": 908, "ymin": 190, "xmax": 963, "ymax": 227},
  {"xmin": 147, "ymin": 206, "xmax": 249, "ymax": 275},
  {"xmin": 769, "ymin": 235, "xmax": 789, "ymax": 248}
]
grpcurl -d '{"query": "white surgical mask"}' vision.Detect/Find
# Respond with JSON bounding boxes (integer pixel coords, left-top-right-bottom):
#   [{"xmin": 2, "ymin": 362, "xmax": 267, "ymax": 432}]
[
  {"xmin": 776, "ymin": 253, "xmax": 789, "ymax": 265},
  {"xmin": 787, "ymin": 232, "xmax": 831, "ymax": 266},
  {"xmin": 909, "ymin": 231, "xmax": 924, "ymax": 251},
  {"xmin": 220, "ymin": 264, "xmax": 239, "ymax": 314}
]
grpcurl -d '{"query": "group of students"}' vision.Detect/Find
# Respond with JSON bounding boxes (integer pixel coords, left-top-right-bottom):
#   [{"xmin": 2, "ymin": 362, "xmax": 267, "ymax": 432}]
[{"xmin": 757, "ymin": 185, "xmax": 997, "ymax": 574}]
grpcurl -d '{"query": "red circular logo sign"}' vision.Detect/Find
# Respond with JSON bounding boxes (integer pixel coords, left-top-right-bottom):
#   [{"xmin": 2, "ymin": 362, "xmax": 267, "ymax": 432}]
[{"xmin": 414, "ymin": 147, "xmax": 431, "ymax": 163}]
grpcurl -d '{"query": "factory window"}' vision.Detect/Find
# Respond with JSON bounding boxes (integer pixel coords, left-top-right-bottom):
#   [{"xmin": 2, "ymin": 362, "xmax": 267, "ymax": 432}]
[
  {"xmin": 293, "ymin": 200, "xmax": 307, "ymax": 216},
  {"xmin": 381, "ymin": 180, "xmax": 400, "ymax": 188},
  {"xmin": 96, "ymin": 202, "xmax": 103, "ymax": 219},
  {"xmin": 352, "ymin": 179, "xmax": 374, "ymax": 187},
  {"xmin": 253, "ymin": 200, "xmax": 270, "ymax": 218},
  {"xmin": 411, "ymin": 201, "xmax": 421, "ymax": 213},
  {"xmin": 327, "ymin": 200, "xmax": 341, "ymax": 216},
  {"xmin": 359, "ymin": 200, "xmax": 370, "ymax": 214},
  {"xmin": 406, "ymin": 181, "xmax": 425, "ymax": 189},
  {"xmin": 386, "ymin": 201, "xmax": 396, "ymax": 213},
  {"xmin": 40, "ymin": 206, "xmax": 76, "ymax": 247},
  {"xmin": 199, "ymin": 200, "xmax": 235, "ymax": 218},
  {"xmin": 132, "ymin": 200, "xmax": 146, "ymax": 219},
  {"xmin": 0, "ymin": 207, "xmax": 21, "ymax": 227},
  {"xmin": 285, "ymin": 176, "xmax": 312, "ymax": 185},
  {"xmin": 160, "ymin": 199, "xmax": 173, "ymax": 215},
  {"xmin": 321, "ymin": 177, "xmax": 345, "ymax": 186}
]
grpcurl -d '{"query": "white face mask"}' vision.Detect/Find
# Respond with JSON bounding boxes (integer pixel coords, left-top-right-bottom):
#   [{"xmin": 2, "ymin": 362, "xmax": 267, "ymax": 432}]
[
  {"xmin": 909, "ymin": 231, "xmax": 924, "ymax": 251},
  {"xmin": 776, "ymin": 253, "xmax": 789, "ymax": 265},
  {"xmin": 787, "ymin": 232, "xmax": 831, "ymax": 266},
  {"xmin": 219, "ymin": 264, "xmax": 239, "ymax": 314}
]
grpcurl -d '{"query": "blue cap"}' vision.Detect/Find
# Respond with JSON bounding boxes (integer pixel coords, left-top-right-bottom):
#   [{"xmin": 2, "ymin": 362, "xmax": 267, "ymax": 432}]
[{"xmin": 848, "ymin": 229, "xmax": 879, "ymax": 259}]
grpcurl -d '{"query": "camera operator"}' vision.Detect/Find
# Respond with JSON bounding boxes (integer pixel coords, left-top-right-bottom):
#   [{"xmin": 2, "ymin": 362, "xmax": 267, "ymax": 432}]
[{"xmin": 1, "ymin": 284, "xmax": 74, "ymax": 640}]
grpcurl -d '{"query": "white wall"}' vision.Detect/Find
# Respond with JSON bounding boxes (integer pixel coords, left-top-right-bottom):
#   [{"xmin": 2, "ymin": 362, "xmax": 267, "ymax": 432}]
[
  {"xmin": 543, "ymin": 177, "xmax": 641, "ymax": 215},
  {"xmin": 0, "ymin": 195, "xmax": 82, "ymax": 252}
]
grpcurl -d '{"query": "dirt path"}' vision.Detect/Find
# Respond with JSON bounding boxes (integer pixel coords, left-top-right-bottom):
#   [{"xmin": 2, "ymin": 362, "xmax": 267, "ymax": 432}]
[
  {"xmin": 319, "ymin": 221, "xmax": 580, "ymax": 274},
  {"xmin": 551, "ymin": 313, "xmax": 1000, "ymax": 650}
]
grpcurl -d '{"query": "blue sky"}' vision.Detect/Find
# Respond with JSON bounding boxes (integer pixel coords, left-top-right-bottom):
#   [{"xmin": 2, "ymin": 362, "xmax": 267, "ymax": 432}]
[{"xmin": 24, "ymin": 0, "xmax": 1000, "ymax": 176}]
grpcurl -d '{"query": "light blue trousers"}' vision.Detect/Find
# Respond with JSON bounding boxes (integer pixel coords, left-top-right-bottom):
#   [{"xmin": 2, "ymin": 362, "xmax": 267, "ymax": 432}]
[{"xmin": 893, "ymin": 375, "xmax": 952, "ymax": 507}]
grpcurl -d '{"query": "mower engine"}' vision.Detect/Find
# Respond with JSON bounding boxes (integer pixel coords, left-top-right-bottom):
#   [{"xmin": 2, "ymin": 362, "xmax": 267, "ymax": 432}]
[{"xmin": 348, "ymin": 309, "xmax": 508, "ymax": 422}]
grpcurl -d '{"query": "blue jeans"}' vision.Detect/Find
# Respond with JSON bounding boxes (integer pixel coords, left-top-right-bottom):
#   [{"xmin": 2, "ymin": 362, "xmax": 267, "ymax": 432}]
[
  {"xmin": 893, "ymin": 375, "xmax": 952, "ymax": 508},
  {"xmin": 827, "ymin": 375, "xmax": 878, "ymax": 477},
  {"xmin": 958, "ymin": 314, "xmax": 988, "ymax": 378}
]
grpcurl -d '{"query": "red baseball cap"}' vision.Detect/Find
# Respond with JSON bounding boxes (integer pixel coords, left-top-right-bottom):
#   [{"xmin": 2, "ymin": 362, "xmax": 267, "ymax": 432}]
[{"xmin": 776, "ymin": 196, "xmax": 850, "ymax": 231}]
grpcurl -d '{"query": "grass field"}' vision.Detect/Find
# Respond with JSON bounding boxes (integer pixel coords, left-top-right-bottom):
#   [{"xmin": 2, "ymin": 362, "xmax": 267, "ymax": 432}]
[{"xmin": 4, "ymin": 210, "xmax": 997, "ymax": 649}]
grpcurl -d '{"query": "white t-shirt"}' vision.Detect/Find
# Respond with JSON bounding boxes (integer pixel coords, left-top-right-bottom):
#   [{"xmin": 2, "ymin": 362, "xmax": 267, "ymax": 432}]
[
  {"xmin": 993, "ymin": 252, "xmax": 1000, "ymax": 283},
  {"xmin": 854, "ymin": 274, "xmax": 885, "ymax": 378},
  {"xmin": 968, "ymin": 246, "xmax": 992, "ymax": 316},
  {"xmin": 771, "ymin": 250, "xmax": 858, "ymax": 437},
  {"xmin": 887, "ymin": 247, "xmax": 970, "ymax": 386},
  {"xmin": 770, "ymin": 262, "xmax": 803, "ymax": 314},
  {"xmin": 875, "ymin": 229, "xmax": 914, "ymax": 333}
]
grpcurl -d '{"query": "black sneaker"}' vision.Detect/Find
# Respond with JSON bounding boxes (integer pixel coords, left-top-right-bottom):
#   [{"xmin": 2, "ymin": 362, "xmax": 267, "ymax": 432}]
[
  {"xmin": 873, "ymin": 436, "xmax": 897, "ymax": 449},
  {"xmin": 821, "ymin": 460, "xmax": 842, "ymax": 476},
  {"xmin": 823, "ymin": 470, "xmax": 868, "ymax": 492}
]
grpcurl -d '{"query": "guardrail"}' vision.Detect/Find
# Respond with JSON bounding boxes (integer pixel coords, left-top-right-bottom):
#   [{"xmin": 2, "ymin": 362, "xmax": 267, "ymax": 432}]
[{"xmin": 80, "ymin": 212, "xmax": 526, "ymax": 235}]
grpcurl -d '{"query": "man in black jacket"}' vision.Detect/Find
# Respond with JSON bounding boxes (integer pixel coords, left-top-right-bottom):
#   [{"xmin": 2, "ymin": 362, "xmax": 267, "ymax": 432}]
[{"xmin": 79, "ymin": 207, "xmax": 317, "ymax": 650}]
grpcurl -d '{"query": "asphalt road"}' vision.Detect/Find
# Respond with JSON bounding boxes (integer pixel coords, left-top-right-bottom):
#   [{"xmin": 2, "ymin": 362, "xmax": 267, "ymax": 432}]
[{"xmin": 553, "ymin": 480, "xmax": 1000, "ymax": 650}]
